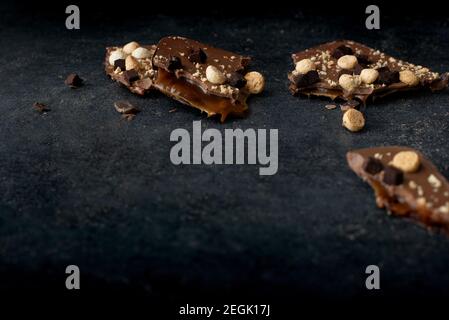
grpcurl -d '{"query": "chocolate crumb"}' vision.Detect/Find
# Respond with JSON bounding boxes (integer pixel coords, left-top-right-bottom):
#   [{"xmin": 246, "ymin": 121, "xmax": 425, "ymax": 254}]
[
  {"xmin": 383, "ymin": 165, "xmax": 404, "ymax": 185},
  {"xmin": 363, "ymin": 157, "xmax": 384, "ymax": 175},
  {"xmin": 33, "ymin": 102, "xmax": 50, "ymax": 113},
  {"xmin": 169, "ymin": 108, "xmax": 177, "ymax": 113},
  {"xmin": 340, "ymin": 99, "xmax": 360, "ymax": 111},
  {"xmin": 65, "ymin": 73, "xmax": 83, "ymax": 88},
  {"xmin": 114, "ymin": 100, "xmax": 140, "ymax": 114}
]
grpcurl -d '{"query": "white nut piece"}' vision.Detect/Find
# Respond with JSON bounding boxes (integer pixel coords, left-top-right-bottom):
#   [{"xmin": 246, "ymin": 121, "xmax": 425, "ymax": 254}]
[
  {"xmin": 338, "ymin": 74, "xmax": 361, "ymax": 92},
  {"xmin": 125, "ymin": 55, "xmax": 139, "ymax": 71},
  {"xmin": 399, "ymin": 70, "xmax": 420, "ymax": 86},
  {"xmin": 360, "ymin": 68, "xmax": 379, "ymax": 84},
  {"xmin": 244, "ymin": 71, "xmax": 265, "ymax": 94},
  {"xmin": 206, "ymin": 65, "xmax": 226, "ymax": 84},
  {"xmin": 123, "ymin": 41, "xmax": 140, "ymax": 55},
  {"xmin": 337, "ymin": 55, "xmax": 358, "ymax": 69},
  {"xmin": 108, "ymin": 49, "xmax": 127, "ymax": 66},
  {"xmin": 390, "ymin": 151, "xmax": 420, "ymax": 173},
  {"xmin": 295, "ymin": 58, "xmax": 316, "ymax": 74},
  {"xmin": 342, "ymin": 109, "xmax": 365, "ymax": 132},
  {"xmin": 131, "ymin": 47, "xmax": 152, "ymax": 59}
]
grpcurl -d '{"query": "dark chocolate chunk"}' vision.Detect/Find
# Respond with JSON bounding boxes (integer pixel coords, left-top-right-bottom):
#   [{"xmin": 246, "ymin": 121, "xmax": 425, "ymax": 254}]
[
  {"xmin": 188, "ymin": 48, "xmax": 207, "ymax": 64},
  {"xmin": 383, "ymin": 165, "xmax": 403, "ymax": 185},
  {"xmin": 65, "ymin": 73, "xmax": 84, "ymax": 88},
  {"xmin": 376, "ymin": 67, "xmax": 400, "ymax": 85},
  {"xmin": 228, "ymin": 72, "xmax": 247, "ymax": 88},
  {"xmin": 293, "ymin": 70, "xmax": 320, "ymax": 87},
  {"xmin": 167, "ymin": 56, "xmax": 182, "ymax": 71},
  {"xmin": 114, "ymin": 59, "xmax": 126, "ymax": 71},
  {"xmin": 363, "ymin": 157, "xmax": 384, "ymax": 175},
  {"xmin": 124, "ymin": 69, "xmax": 139, "ymax": 83},
  {"xmin": 353, "ymin": 64, "xmax": 364, "ymax": 75},
  {"xmin": 356, "ymin": 54, "xmax": 372, "ymax": 67},
  {"xmin": 114, "ymin": 100, "xmax": 140, "ymax": 114},
  {"xmin": 331, "ymin": 45, "xmax": 353, "ymax": 59},
  {"xmin": 33, "ymin": 102, "xmax": 50, "ymax": 113},
  {"xmin": 338, "ymin": 69, "xmax": 353, "ymax": 78}
]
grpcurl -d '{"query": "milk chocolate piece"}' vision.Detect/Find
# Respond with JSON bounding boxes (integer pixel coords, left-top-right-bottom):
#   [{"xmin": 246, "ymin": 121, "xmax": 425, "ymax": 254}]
[
  {"xmin": 152, "ymin": 36, "xmax": 253, "ymax": 122},
  {"xmin": 105, "ymin": 44, "xmax": 157, "ymax": 95},
  {"xmin": 289, "ymin": 40, "xmax": 449, "ymax": 103},
  {"xmin": 347, "ymin": 146, "xmax": 449, "ymax": 230}
]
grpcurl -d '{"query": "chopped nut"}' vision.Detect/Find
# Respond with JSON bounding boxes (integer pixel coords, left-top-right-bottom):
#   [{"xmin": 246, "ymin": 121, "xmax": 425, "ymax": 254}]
[
  {"xmin": 338, "ymin": 74, "xmax": 361, "ymax": 92},
  {"xmin": 399, "ymin": 70, "xmax": 420, "ymax": 86},
  {"xmin": 125, "ymin": 55, "xmax": 139, "ymax": 71},
  {"xmin": 360, "ymin": 68, "xmax": 379, "ymax": 84},
  {"xmin": 131, "ymin": 47, "xmax": 152, "ymax": 59},
  {"xmin": 390, "ymin": 151, "xmax": 420, "ymax": 173},
  {"xmin": 205, "ymin": 65, "xmax": 226, "ymax": 84},
  {"xmin": 342, "ymin": 109, "xmax": 365, "ymax": 132},
  {"xmin": 337, "ymin": 55, "xmax": 358, "ymax": 69},
  {"xmin": 109, "ymin": 49, "xmax": 127, "ymax": 66},
  {"xmin": 123, "ymin": 41, "xmax": 140, "ymax": 55},
  {"xmin": 295, "ymin": 58, "xmax": 316, "ymax": 74},
  {"xmin": 428, "ymin": 174, "xmax": 442, "ymax": 189},
  {"xmin": 244, "ymin": 71, "xmax": 265, "ymax": 94}
]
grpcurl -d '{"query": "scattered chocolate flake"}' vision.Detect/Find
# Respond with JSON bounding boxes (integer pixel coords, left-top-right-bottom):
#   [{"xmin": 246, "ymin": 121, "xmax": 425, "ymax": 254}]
[
  {"xmin": 114, "ymin": 59, "xmax": 126, "ymax": 71},
  {"xmin": 228, "ymin": 72, "xmax": 247, "ymax": 88},
  {"xmin": 363, "ymin": 157, "xmax": 384, "ymax": 175},
  {"xmin": 122, "ymin": 114, "xmax": 136, "ymax": 121},
  {"xmin": 124, "ymin": 69, "xmax": 139, "ymax": 83},
  {"xmin": 64, "ymin": 73, "xmax": 83, "ymax": 88},
  {"xmin": 167, "ymin": 56, "xmax": 182, "ymax": 71},
  {"xmin": 376, "ymin": 67, "xmax": 400, "ymax": 85},
  {"xmin": 325, "ymin": 104, "xmax": 337, "ymax": 110},
  {"xmin": 292, "ymin": 70, "xmax": 320, "ymax": 87},
  {"xmin": 114, "ymin": 100, "xmax": 140, "ymax": 114},
  {"xmin": 383, "ymin": 165, "xmax": 404, "ymax": 185},
  {"xmin": 169, "ymin": 108, "xmax": 177, "ymax": 113},
  {"xmin": 331, "ymin": 45, "xmax": 353, "ymax": 59},
  {"xmin": 188, "ymin": 48, "xmax": 207, "ymax": 64},
  {"xmin": 33, "ymin": 102, "xmax": 50, "ymax": 113}
]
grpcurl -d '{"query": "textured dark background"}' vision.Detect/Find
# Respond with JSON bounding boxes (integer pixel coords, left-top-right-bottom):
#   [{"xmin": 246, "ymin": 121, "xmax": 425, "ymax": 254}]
[{"xmin": 1, "ymin": 1, "xmax": 449, "ymax": 315}]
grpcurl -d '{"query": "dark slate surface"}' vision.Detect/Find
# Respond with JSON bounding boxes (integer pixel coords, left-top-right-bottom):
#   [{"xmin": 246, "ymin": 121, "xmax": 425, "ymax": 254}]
[{"xmin": 1, "ymin": 4, "xmax": 449, "ymax": 308}]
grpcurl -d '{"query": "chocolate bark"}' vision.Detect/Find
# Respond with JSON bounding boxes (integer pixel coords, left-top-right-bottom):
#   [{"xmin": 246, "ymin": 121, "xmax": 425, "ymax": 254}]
[
  {"xmin": 152, "ymin": 36, "xmax": 251, "ymax": 122},
  {"xmin": 347, "ymin": 146, "xmax": 449, "ymax": 230},
  {"xmin": 105, "ymin": 45, "xmax": 157, "ymax": 95},
  {"xmin": 289, "ymin": 40, "xmax": 449, "ymax": 103}
]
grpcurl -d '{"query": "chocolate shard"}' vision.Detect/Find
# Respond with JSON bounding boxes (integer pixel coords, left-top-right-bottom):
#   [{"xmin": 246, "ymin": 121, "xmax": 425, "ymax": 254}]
[
  {"xmin": 152, "ymin": 36, "xmax": 255, "ymax": 122},
  {"xmin": 65, "ymin": 73, "xmax": 83, "ymax": 88},
  {"xmin": 347, "ymin": 146, "xmax": 449, "ymax": 230},
  {"xmin": 105, "ymin": 44, "xmax": 157, "ymax": 96},
  {"xmin": 114, "ymin": 100, "xmax": 140, "ymax": 114},
  {"xmin": 383, "ymin": 166, "xmax": 404, "ymax": 185},
  {"xmin": 363, "ymin": 157, "xmax": 383, "ymax": 174},
  {"xmin": 289, "ymin": 40, "xmax": 448, "ymax": 104},
  {"xmin": 33, "ymin": 102, "xmax": 50, "ymax": 113}
]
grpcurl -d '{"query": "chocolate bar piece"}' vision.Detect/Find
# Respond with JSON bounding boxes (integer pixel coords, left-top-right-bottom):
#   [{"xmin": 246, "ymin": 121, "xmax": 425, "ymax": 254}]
[
  {"xmin": 105, "ymin": 44, "xmax": 157, "ymax": 95},
  {"xmin": 152, "ymin": 36, "xmax": 254, "ymax": 122},
  {"xmin": 289, "ymin": 40, "xmax": 449, "ymax": 103},
  {"xmin": 347, "ymin": 146, "xmax": 449, "ymax": 230}
]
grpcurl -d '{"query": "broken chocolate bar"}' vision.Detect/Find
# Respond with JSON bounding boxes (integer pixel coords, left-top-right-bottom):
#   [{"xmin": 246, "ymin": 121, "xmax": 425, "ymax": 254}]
[
  {"xmin": 105, "ymin": 44, "xmax": 157, "ymax": 95},
  {"xmin": 152, "ymin": 36, "xmax": 260, "ymax": 122},
  {"xmin": 289, "ymin": 40, "xmax": 449, "ymax": 103},
  {"xmin": 347, "ymin": 146, "xmax": 449, "ymax": 230}
]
